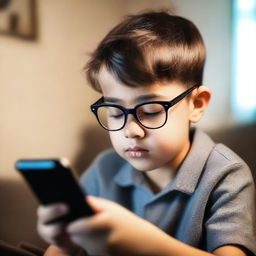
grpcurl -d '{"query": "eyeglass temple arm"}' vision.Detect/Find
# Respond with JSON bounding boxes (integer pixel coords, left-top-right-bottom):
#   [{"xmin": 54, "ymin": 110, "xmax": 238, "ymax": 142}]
[
  {"xmin": 92, "ymin": 84, "xmax": 200, "ymax": 107},
  {"xmin": 92, "ymin": 97, "xmax": 104, "ymax": 106},
  {"xmin": 170, "ymin": 84, "xmax": 200, "ymax": 106}
]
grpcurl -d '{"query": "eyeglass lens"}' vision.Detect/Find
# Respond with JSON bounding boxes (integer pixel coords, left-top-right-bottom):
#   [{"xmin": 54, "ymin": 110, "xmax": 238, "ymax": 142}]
[{"xmin": 97, "ymin": 103, "xmax": 166, "ymax": 130}]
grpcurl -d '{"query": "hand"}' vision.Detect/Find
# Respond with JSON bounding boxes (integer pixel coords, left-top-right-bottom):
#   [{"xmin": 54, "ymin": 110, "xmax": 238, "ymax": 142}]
[
  {"xmin": 37, "ymin": 203, "xmax": 82, "ymax": 255},
  {"xmin": 37, "ymin": 198, "xmax": 248, "ymax": 256},
  {"xmin": 66, "ymin": 196, "xmax": 170, "ymax": 256}
]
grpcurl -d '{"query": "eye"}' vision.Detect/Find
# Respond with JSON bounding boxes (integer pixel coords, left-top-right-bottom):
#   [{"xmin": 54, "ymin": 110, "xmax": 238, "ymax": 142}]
[
  {"xmin": 138, "ymin": 104, "xmax": 165, "ymax": 117},
  {"xmin": 143, "ymin": 110, "xmax": 163, "ymax": 116},
  {"xmin": 107, "ymin": 107, "xmax": 124, "ymax": 119},
  {"xmin": 110, "ymin": 113, "xmax": 124, "ymax": 119}
]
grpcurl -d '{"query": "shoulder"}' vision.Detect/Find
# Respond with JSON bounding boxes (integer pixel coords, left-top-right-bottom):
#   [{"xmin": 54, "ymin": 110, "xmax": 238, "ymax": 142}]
[
  {"xmin": 201, "ymin": 142, "xmax": 255, "ymax": 206},
  {"xmin": 207, "ymin": 142, "xmax": 253, "ymax": 181},
  {"xmin": 188, "ymin": 128, "xmax": 254, "ymax": 192},
  {"xmin": 191, "ymin": 128, "xmax": 253, "ymax": 180},
  {"xmin": 210, "ymin": 143, "xmax": 247, "ymax": 166},
  {"xmin": 202, "ymin": 144, "xmax": 256, "ymax": 254}
]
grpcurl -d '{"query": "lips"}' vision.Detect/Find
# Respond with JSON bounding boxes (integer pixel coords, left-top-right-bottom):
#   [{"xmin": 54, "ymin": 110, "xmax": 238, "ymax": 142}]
[{"xmin": 125, "ymin": 146, "xmax": 149, "ymax": 158}]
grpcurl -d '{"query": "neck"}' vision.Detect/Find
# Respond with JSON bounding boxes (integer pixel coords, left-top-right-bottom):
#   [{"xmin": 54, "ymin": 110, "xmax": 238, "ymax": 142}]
[
  {"xmin": 143, "ymin": 166, "xmax": 177, "ymax": 193},
  {"xmin": 144, "ymin": 139, "xmax": 191, "ymax": 193}
]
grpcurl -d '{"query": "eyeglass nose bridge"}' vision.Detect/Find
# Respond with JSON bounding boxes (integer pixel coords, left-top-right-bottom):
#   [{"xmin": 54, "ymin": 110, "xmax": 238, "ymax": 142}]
[{"xmin": 121, "ymin": 107, "xmax": 143, "ymax": 128}]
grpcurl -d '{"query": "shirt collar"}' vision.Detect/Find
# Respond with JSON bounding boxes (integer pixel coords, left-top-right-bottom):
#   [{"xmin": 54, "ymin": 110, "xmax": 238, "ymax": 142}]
[
  {"xmin": 114, "ymin": 128, "xmax": 215, "ymax": 195},
  {"xmin": 170, "ymin": 128, "xmax": 215, "ymax": 194}
]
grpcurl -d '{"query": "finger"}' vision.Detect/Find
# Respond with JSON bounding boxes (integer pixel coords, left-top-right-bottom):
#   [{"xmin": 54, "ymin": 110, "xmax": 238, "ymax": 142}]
[
  {"xmin": 67, "ymin": 213, "xmax": 110, "ymax": 234},
  {"xmin": 86, "ymin": 196, "xmax": 105, "ymax": 213},
  {"xmin": 86, "ymin": 196, "xmax": 119, "ymax": 213},
  {"xmin": 37, "ymin": 221, "xmax": 65, "ymax": 244},
  {"xmin": 70, "ymin": 231, "xmax": 108, "ymax": 255},
  {"xmin": 37, "ymin": 203, "xmax": 69, "ymax": 224}
]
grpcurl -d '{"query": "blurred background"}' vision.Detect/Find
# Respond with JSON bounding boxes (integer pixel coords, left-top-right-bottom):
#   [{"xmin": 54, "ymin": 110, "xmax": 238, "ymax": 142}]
[{"xmin": 0, "ymin": 0, "xmax": 255, "ymax": 248}]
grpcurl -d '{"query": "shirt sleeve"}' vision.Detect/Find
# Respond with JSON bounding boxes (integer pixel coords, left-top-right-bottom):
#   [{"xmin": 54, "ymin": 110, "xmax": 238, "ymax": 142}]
[{"xmin": 205, "ymin": 162, "xmax": 256, "ymax": 254}]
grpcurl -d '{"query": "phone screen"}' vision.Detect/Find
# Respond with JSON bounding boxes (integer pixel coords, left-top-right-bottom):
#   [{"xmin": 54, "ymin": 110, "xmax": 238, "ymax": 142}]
[{"xmin": 15, "ymin": 159, "xmax": 94, "ymax": 223}]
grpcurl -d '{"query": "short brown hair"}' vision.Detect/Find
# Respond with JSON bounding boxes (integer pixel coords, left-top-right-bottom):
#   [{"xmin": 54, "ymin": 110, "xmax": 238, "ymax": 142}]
[{"xmin": 85, "ymin": 11, "xmax": 206, "ymax": 92}]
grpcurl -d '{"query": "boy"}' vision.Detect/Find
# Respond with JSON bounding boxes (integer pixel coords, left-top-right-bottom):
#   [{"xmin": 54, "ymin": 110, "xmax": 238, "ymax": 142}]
[{"xmin": 37, "ymin": 11, "xmax": 256, "ymax": 256}]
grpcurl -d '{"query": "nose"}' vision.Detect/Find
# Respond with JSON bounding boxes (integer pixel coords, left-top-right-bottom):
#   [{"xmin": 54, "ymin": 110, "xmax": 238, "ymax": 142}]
[{"xmin": 124, "ymin": 115, "xmax": 145, "ymax": 139}]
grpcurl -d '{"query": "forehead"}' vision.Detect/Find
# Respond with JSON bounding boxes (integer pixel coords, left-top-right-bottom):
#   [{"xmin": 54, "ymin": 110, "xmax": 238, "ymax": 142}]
[{"xmin": 97, "ymin": 66, "xmax": 185, "ymax": 101}]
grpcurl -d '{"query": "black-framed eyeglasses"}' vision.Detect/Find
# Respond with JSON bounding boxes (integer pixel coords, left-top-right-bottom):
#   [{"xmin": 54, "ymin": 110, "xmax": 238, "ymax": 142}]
[{"xmin": 90, "ymin": 84, "xmax": 200, "ymax": 131}]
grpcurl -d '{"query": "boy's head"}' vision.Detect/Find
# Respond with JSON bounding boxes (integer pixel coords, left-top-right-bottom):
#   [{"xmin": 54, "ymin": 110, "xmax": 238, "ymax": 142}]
[
  {"xmin": 86, "ymin": 11, "xmax": 211, "ymax": 173},
  {"xmin": 86, "ymin": 11, "xmax": 206, "ymax": 92}
]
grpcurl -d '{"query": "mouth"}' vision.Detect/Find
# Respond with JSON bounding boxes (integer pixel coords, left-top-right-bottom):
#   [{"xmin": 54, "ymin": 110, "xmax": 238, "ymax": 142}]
[{"xmin": 125, "ymin": 146, "xmax": 149, "ymax": 158}]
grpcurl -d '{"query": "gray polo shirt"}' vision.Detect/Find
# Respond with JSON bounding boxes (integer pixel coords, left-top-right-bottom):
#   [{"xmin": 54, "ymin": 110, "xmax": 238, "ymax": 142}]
[{"xmin": 80, "ymin": 128, "xmax": 256, "ymax": 254}]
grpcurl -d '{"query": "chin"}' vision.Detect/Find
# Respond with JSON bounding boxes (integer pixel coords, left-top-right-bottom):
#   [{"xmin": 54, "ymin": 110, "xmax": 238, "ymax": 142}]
[{"xmin": 128, "ymin": 160, "xmax": 159, "ymax": 172}]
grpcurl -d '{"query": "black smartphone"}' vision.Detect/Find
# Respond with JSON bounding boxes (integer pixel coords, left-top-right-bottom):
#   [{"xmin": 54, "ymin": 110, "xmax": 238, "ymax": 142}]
[{"xmin": 15, "ymin": 158, "xmax": 94, "ymax": 224}]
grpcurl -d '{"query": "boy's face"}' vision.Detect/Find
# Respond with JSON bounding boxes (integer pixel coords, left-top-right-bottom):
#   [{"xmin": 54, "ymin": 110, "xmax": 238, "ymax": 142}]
[{"xmin": 97, "ymin": 67, "xmax": 195, "ymax": 172}]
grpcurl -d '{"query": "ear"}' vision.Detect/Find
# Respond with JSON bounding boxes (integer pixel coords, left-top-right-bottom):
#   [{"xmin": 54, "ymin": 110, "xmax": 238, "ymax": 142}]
[{"xmin": 189, "ymin": 85, "xmax": 211, "ymax": 123}]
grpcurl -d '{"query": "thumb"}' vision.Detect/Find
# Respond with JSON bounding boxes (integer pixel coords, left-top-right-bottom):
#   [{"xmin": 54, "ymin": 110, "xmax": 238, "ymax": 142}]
[{"xmin": 86, "ymin": 196, "xmax": 117, "ymax": 213}]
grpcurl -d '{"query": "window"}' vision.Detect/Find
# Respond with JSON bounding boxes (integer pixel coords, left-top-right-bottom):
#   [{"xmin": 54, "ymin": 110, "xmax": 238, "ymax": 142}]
[{"xmin": 232, "ymin": 0, "xmax": 256, "ymax": 123}]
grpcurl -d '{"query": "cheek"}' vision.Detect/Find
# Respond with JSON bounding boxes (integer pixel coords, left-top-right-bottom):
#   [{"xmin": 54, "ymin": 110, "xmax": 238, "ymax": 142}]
[
  {"xmin": 151, "ymin": 107, "xmax": 190, "ymax": 148},
  {"xmin": 165, "ymin": 106, "xmax": 190, "ymax": 134},
  {"xmin": 150, "ymin": 128, "xmax": 183, "ymax": 149},
  {"xmin": 109, "ymin": 132, "xmax": 123, "ymax": 151},
  {"xmin": 169, "ymin": 102, "xmax": 191, "ymax": 132}
]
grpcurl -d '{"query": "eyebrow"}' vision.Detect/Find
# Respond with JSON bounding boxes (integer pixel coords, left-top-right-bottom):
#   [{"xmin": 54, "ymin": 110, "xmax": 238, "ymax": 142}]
[
  {"xmin": 103, "ymin": 94, "xmax": 161, "ymax": 104},
  {"xmin": 103, "ymin": 97, "xmax": 122, "ymax": 103}
]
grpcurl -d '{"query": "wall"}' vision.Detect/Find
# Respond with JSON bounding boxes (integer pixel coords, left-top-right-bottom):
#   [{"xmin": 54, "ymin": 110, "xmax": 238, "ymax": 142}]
[
  {"xmin": 0, "ymin": 0, "xmax": 173, "ymax": 246},
  {"xmin": 174, "ymin": 0, "xmax": 233, "ymax": 130},
  {"xmin": 0, "ymin": 0, "xmax": 236, "ymax": 247}
]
